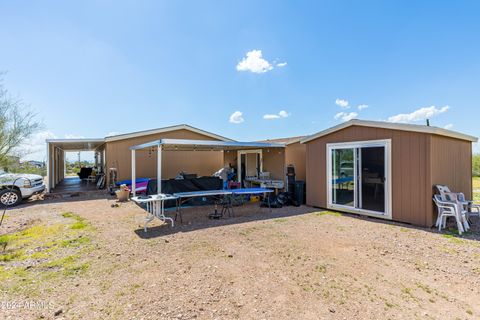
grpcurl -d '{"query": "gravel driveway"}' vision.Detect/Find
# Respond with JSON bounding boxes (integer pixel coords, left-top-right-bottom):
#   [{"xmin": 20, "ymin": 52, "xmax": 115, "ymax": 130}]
[{"xmin": 1, "ymin": 194, "xmax": 479, "ymax": 319}]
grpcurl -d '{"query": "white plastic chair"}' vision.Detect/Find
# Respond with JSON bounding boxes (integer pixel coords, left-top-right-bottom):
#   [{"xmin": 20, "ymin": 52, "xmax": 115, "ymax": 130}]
[
  {"xmin": 433, "ymin": 194, "xmax": 467, "ymax": 235},
  {"xmin": 455, "ymin": 192, "xmax": 480, "ymax": 222},
  {"xmin": 435, "ymin": 184, "xmax": 480, "ymax": 223}
]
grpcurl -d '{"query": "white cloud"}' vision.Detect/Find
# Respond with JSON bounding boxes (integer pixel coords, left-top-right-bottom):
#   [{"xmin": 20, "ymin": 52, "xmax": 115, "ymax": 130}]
[
  {"xmin": 444, "ymin": 123, "xmax": 453, "ymax": 130},
  {"xmin": 236, "ymin": 50, "xmax": 273, "ymax": 74},
  {"xmin": 17, "ymin": 130, "xmax": 57, "ymax": 161},
  {"xmin": 17, "ymin": 131, "xmax": 98, "ymax": 162},
  {"xmin": 335, "ymin": 98, "xmax": 349, "ymax": 109},
  {"xmin": 229, "ymin": 111, "xmax": 244, "ymax": 124},
  {"xmin": 64, "ymin": 134, "xmax": 85, "ymax": 139},
  {"xmin": 276, "ymin": 62, "xmax": 287, "ymax": 67},
  {"xmin": 334, "ymin": 112, "xmax": 358, "ymax": 122},
  {"xmin": 263, "ymin": 110, "xmax": 290, "ymax": 120},
  {"xmin": 358, "ymin": 104, "xmax": 369, "ymax": 110},
  {"xmin": 263, "ymin": 114, "xmax": 280, "ymax": 120},
  {"xmin": 106, "ymin": 131, "xmax": 121, "ymax": 137},
  {"xmin": 388, "ymin": 105, "xmax": 450, "ymax": 123}
]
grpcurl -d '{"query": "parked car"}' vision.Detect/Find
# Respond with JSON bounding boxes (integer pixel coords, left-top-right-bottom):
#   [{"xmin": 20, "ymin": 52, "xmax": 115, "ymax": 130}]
[
  {"xmin": 339, "ymin": 161, "xmax": 354, "ymax": 178},
  {"xmin": 0, "ymin": 170, "xmax": 45, "ymax": 206}
]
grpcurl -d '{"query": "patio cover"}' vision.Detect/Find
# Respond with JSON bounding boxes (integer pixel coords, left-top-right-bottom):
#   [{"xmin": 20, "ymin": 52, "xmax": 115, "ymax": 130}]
[
  {"xmin": 129, "ymin": 139, "xmax": 285, "ymax": 195},
  {"xmin": 46, "ymin": 138, "xmax": 105, "ymax": 192},
  {"xmin": 46, "ymin": 138, "xmax": 106, "ymax": 151}
]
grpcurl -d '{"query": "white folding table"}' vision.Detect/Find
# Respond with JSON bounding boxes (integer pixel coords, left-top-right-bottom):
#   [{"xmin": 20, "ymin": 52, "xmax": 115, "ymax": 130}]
[{"xmin": 132, "ymin": 194, "xmax": 178, "ymax": 232}]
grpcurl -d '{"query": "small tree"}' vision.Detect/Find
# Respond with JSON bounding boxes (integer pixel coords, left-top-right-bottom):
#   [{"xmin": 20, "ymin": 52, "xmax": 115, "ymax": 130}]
[{"xmin": 0, "ymin": 75, "xmax": 41, "ymax": 168}]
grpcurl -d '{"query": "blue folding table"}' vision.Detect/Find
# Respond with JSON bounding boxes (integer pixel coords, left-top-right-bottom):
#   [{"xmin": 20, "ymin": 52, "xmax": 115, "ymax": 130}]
[{"xmin": 173, "ymin": 188, "xmax": 274, "ymax": 223}]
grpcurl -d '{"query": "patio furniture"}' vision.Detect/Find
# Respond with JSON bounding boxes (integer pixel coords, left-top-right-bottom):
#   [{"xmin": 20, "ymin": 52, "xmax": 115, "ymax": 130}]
[
  {"xmin": 132, "ymin": 194, "xmax": 178, "ymax": 231},
  {"xmin": 433, "ymin": 194, "xmax": 469, "ymax": 234},
  {"xmin": 86, "ymin": 175, "xmax": 96, "ymax": 185},
  {"xmin": 435, "ymin": 184, "xmax": 480, "ymax": 222},
  {"xmin": 78, "ymin": 167, "xmax": 93, "ymax": 180},
  {"xmin": 133, "ymin": 188, "xmax": 274, "ymax": 231},
  {"xmin": 172, "ymin": 188, "xmax": 274, "ymax": 224}
]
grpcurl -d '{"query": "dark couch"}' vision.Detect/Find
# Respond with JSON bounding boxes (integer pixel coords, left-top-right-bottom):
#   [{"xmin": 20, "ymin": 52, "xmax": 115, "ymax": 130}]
[
  {"xmin": 146, "ymin": 177, "xmax": 223, "ymax": 195},
  {"xmin": 78, "ymin": 167, "xmax": 93, "ymax": 180}
]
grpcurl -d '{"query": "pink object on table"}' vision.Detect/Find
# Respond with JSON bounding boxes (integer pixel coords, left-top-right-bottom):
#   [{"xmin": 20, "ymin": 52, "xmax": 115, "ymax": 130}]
[{"xmin": 128, "ymin": 181, "xmax": 148, "ymax": 194}]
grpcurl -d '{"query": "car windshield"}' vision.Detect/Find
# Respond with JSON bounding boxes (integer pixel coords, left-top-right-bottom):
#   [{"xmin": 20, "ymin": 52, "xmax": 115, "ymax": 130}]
[{"xmin": 340, "ymin": 162, "xmax": 353, "ymax": 168}]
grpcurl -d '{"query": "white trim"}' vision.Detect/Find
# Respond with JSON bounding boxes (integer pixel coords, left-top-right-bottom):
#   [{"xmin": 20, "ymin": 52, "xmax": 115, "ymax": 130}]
[
  {"xmin": 46, "ymin": 138, "xmax": 105, "ymax": 143},
  {"xmin": 131, "ymin": 149, "xmax": 136, "ymax": 196},
  {"xmin": 157, "ymin": 145, "xmax": 162, "ymax": 194},
  {"xmin": 105, "ymin": 124, "xmax": 233, "ymax": 142},
  {"xmin": 129, "ymin": 139, "xmax": 285, "ymax": 150},
  {"xmin": 46, "ymin": 142, "xmax": 50, "ymax": 193},
  {"xmin": 358, "ymin": 148, "xmax": 362, "ymax": 209},
  {"xmin": 284, "ymin": 138, "xmax": 303, "ymax": 145},
  {"xmin": 326, "ymin": 139, "xmax": 392, "ymax": 220},
  {"xmin": 237, "ymin": 149, "xmax": 263, "ymax": 183},
  {"xmin": 301, "ymin": 119, "xmax": 478, "ymax": 143},
  {"xmin": 260, "ymin": 136, "xmax": 306, "ymax": 146}
]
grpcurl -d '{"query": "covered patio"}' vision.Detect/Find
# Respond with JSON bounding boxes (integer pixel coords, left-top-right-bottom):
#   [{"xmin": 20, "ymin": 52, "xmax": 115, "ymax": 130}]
[
  {"xmin": 46, "ymin": 138, "xmax": 106, "ymax": 193},
  {"xmin": 129, "ymin": 138, "xmax": 286, "ymax": 195},
  {"xmin": 52, "ymin": 176, "xmax": 100, "ymax": 194}
]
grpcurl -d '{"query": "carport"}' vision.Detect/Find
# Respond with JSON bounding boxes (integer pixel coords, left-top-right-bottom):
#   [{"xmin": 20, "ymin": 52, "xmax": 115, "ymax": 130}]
[{"xmin": 46, "ymin": 138, "xmax": 106, "ymax": 192}]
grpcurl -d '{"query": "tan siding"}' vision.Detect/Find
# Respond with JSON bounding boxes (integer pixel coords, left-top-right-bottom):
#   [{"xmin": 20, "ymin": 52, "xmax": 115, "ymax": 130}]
[
  {"xmin": 262, "ymin": 148, "xmax": 286, "ymax": 181},
  {"xmin": 222, "ymin": 148, "xmax": 286, "ymax": 182},
  {"xmin": 305, "ymin": 139, "xmax": 325, "ymax": 208},
  {"xmin": 305, "ymin": 125, "xmax": 432, "ymax": 227},
  {"xmin": 429, "ymin": 135, "xmax": 473, "ymax": 226},
  {"xmin": 285, "ymin": 142, "xmax": 306, "ymax": 181},
  {"xmin": 223, "ymin": 150, "xmax": 237, "ymax": 167},
  {"xmin": 105, "ymin": 129, "xmax": 224, "ymax": 182}
]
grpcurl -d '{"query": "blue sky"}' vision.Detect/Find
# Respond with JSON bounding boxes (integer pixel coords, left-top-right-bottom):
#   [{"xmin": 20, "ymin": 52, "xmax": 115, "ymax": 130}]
[{"xmin": 1, "ymin": 1, "xmax": 479, "ymax": 161}]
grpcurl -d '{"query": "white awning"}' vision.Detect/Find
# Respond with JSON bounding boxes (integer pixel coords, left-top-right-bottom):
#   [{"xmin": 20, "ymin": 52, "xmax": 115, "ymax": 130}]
[
  {"xmin": 46, "ymin": 138, "xmax": 106, "ymax": 151},
  {"xmin": 129, "ymin": 139, "xmax": 286, "ymax": 151}
]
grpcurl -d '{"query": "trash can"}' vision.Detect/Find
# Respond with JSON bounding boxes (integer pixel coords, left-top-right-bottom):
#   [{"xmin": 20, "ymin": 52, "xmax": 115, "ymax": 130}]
[{"xmin": 294, "ymin": 180, "xmax": 305, "ymax": 206}]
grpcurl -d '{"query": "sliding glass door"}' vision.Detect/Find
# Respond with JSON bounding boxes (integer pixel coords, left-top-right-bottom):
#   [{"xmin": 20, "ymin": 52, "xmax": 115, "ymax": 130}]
[
  {"xmin": 359, "ymin": 147, "xmax": 385, "ymax": 213},
  {"xmin": 331, "ymin": 148, "xmax": 355, "ymax": 207},
  {"xmin": 327, "ymin": 140, "xmax": 391, "ymax": 218}
]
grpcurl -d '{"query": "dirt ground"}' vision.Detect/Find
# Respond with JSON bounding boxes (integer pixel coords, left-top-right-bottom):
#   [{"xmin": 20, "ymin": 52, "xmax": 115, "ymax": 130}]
[{"xmin": 1, "ymin": 193, "xmax": 480, "ymax": 320}]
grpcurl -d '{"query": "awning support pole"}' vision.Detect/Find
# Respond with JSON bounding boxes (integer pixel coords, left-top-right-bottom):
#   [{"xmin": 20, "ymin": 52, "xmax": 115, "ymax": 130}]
[
  {"xmin": 157, "ymin": 144, "xmax": 162, "ymax": 194},
  {"xmin": 132, "ymin": 149, "xmax": 136, "ymax": 196},
  {"xmin": 46, "ymin": 143, "xmax": 50, "ymax": 193}
]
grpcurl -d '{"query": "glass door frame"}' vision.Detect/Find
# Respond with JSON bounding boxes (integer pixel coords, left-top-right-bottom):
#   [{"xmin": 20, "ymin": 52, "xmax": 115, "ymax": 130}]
[
  {"xmin": 326, "ymin": 139, "xmax": 392, "ymax": 219},
  {"xmin": 237, "ymin": 149, "xmax": 263, "ymax": 183}
]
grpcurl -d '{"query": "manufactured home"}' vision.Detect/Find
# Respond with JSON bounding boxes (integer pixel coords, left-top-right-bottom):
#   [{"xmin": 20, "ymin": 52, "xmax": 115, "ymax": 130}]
[
  {"xmin": 45, "ymin": 119, "xmax": 478, "ymax": 228},
  {"xmin": 301, "ymin": 119, "xmax": 478, "ymax": 227},
  {"xmin": 46, "ymin": 124, "xmax": 306, "ymax": 194}
]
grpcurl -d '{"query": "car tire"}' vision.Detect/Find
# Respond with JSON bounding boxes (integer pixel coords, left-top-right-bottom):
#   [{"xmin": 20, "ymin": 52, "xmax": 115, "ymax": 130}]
[{"xmin": 0, "ymin": 189, "xmax": 22, "ymax": 207}]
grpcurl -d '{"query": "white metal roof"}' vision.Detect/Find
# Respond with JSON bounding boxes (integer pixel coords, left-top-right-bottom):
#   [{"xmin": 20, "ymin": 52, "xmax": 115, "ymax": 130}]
[
  {"xmin": 130, "ymin": 139, "xmax": 285, "ymax": 151},
  {"xmin": 301, "ymin": 119, "xmax": 478, "ymax": 143},
  {"xmin": 46, "ymin": 138, "xmax": 106, "ymax": 151},
  {"xmin": 260, "ymin": 136, "xmax": 307, "ymax": 145},
  {"xmin": 105, "ymin": 124, "xmax": 233, "ymax": 142}
]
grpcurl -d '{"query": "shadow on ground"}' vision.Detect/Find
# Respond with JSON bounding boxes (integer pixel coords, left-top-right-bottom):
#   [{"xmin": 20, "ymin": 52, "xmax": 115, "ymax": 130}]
[{"xmin": 134, "ymin": 203, "xmax": 480, "ymax": 241}]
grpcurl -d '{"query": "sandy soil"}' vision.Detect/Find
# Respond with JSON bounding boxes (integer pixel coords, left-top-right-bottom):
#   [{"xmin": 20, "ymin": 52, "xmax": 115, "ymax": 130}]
[{"xmin": 1, "ymin": 193, "xmax": 480, "ymax": 320}]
